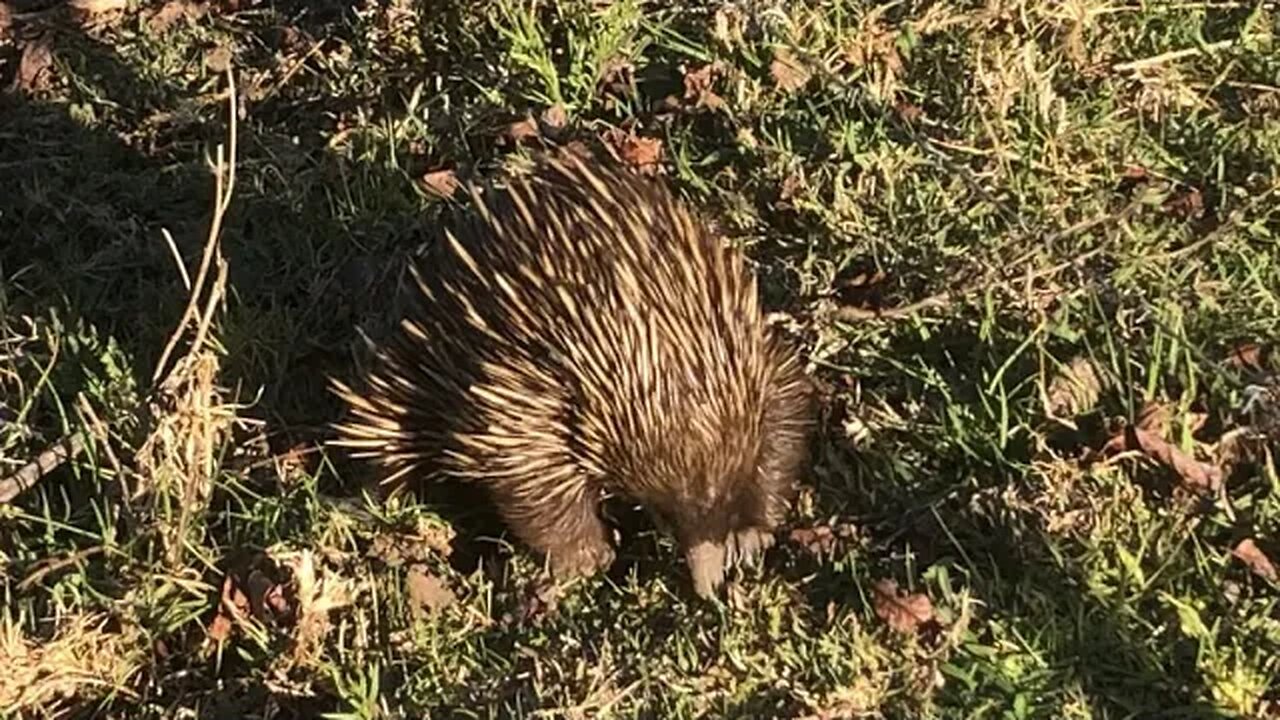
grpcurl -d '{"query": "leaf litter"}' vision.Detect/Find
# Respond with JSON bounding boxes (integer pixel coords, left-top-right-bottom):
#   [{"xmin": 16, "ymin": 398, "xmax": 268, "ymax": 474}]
[
  {"xmin": 1232, "ymin": 539, "xmax": 1277, "ymax": 583},
  {"xmin": 872, "ymin": 579, "xmax": 937, "ymax": 636},
  {"xmin": 1044, "ymin": 355, "xmax": 1106, "ymax": 418},
  {"xmin": 769, "ymin": 47, "xmax": 812, "ymax": 93}
]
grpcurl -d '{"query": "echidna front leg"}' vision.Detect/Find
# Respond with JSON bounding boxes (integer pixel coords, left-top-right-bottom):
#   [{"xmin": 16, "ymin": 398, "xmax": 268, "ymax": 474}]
[{"xmin": 490, "ymin": 482, "xmax": 615, "ymax": 581}]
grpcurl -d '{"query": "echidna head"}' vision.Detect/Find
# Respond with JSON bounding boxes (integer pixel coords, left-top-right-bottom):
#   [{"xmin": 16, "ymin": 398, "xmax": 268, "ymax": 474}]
[
  {"xmin": 675, "ymin": 475, "xmax": 783, "ymax": 599},
  {"xmin": 652, "ymin": 364, "xmax": 814, "ymax": 599}
]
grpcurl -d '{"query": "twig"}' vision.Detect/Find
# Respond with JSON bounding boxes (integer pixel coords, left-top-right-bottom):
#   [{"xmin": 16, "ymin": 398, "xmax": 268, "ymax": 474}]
[
  {"xmin": 152, "ymin": 67, "xmax": 238, "ymax": 385},
  {"xmin": 0, "ymin": 433, "xmax": 86, "ymax": 504},
  {"xmin": 1113, "ymin": 39, "xmax": 1236, "ymax": 73},
  {"xmin": 251, "ymin": 37, "xmax": 326, "ymax": 103},
  {"xmin": 17, "ymin": 545, "xmax": 107, "ymax": 591},
  {"xmin": 160, "ymin": 228, "xmax": 192, "ymax": 291},
  {"xmin": 834, "ymin": 247, "xmax": 1105, "ymax": 322}
]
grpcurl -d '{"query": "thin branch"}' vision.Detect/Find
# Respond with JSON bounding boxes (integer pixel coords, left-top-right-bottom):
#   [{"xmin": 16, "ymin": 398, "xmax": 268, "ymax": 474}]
[
  {"xmin": 0, "ymin": 433, "xmax": 86, "ymax": 504},
  {"xmin": 1113, "ymin": 39, "xmax": 1237, "ymax": 73},
  {"xmin": 153, "ymin": 67, "xmax": 238, "ymax": 384}
]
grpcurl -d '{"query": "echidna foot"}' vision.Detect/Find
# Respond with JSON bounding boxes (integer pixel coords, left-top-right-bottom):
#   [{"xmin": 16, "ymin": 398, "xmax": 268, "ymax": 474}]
[
  {"xmin": 727, "ymin": 526, "xmax": 776, "ymax": 569},
  {"xmin": 546, "ymin": 536, "xmax": 615, "ymax": 581}
]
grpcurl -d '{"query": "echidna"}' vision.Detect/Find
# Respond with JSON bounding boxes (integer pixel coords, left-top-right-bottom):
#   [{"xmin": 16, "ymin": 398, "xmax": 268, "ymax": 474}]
[{"xmin": 330, "ymin": 150, "xmax": 813, "ymax": 598}]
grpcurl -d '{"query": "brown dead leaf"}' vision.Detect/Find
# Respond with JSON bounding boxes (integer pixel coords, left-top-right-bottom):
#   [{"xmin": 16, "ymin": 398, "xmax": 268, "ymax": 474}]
[
  {"xmin": 539, "ymin": 103, "xmax": 567, "ymax": 130},
  {"xmin": 872, "ymin": 578, "xmax": 935, "ymax": 635},
  {"xmin": 682, "ymin": 62, "xmax": 725, "ymax": 112},
  {"xmin": 0, "ymin": 3, "xmax": 12, "ymax": 39},
  {"xmin": 602, "ymin": 128, "xmax": 662, "ymax": 173},
  {"xmin": 206, "ymin": 612, "xmax": 233, "ymax": 643},
  {"xmin": 12, "ymin": 37, "xmax": 55, "ymax": 93},
  {"xmin": 420, "ymin": 168, "xmax": 459, "ymax": 199},
  {"xmin": 220, "ymin": 574, "xmax": 249, "ymax": 616},
  {"xmin": 789, "ymin": 523, "xmax": 857, "ymax": 558},
  {"xmin": 147, "ymin": 0, "xmax": 206, "ymax": 33},
  {"xmin": 1232, "ymin": 538, "xmax": 1277, "ymax": 582},
  {"xmin": 503, "ymin": 116, "xmax": 540, "ymax": 145},
  {"xmin": 779, "ymin": 169, "xmax": 805, "ymax": 202},
  {"xmin": 1163, "ymin": 186, "xmax": 1204, "ymax": 219},
  {"xmin": 204, "ymin": 45, "xmax": 233, "ymax": 73},
  {"xmin": 405, "ymin": 564, "xmax": 456, "ymax": 617},
  {"xmin": 69, "ymin": 0, "xmax": 128, "ymax": 22},
  {"xmin": 1044, "ymin": 356, "xmax": 1104, "ymax": 417},
  {"xmin": 1123, "ymin": 164, "xmax": 1149, "ymax": 180},
  {"xmin": 1136, "ymin": 401, "xmax": 1172, "ymax": 437},
  {"xmin": 770, "ymin": 47, "xmax": 811, "ymax": 93},
  {"xmin": 894, "ymin": 100, "xmax": 924, "ymax": 123},
  {"xmin": 1103, "ymin": 425, "xmax": 1223, "ymax": 492},
  {"xmin": 1225, "ymin": 343, "xmax": 1267, "ymax": 371}
]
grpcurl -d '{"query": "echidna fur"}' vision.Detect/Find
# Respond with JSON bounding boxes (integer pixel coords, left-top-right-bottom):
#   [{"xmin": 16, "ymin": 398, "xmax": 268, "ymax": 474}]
[{"xmin": 329, "ymin": 149, "xmax": 814, "ymax": 598}]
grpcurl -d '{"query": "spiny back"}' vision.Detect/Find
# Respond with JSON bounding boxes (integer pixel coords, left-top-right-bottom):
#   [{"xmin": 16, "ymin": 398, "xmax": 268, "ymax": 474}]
[{"xmin": 330, "ymin": 150, "xmax": 813, "ymax": 596}]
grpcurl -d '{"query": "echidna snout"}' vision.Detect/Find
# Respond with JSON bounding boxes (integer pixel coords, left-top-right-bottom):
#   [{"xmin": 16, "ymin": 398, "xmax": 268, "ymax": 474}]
[{"xmin": 329, "ymin": 149, "xmax": 814, "ymax": 599}]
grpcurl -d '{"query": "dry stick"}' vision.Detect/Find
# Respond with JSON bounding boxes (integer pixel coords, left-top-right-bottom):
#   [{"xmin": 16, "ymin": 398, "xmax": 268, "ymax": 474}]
[
  {"xmin": 16, "ymin": 544, "xmax": 107, "ymax": 591},
  {"xmin": 834, "ymin": 246, "xmax": 1106, "ymax": 323},
  {"xmin": 1113, "ymin": 39, "xmax": 1237, "ymax": 73},
  {"xmin": 0, "ymin": 434, "xmax": 86, "ymax": 504},
  {"xmin": 153, "ymin": 68, "xmax": 238, "ymax": 385},
  {"xmin": 0, "ymin": 69, "xmax": 240, "ymax": 507}
]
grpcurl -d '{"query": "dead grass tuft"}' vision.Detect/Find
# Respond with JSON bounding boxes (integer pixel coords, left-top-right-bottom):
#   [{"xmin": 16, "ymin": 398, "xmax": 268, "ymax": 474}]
[
  {"xmin": 0, "ymin": 613, "xmax": 145, "ymax": 716},
  {"xmin": 133, "ymin": 67, "xmax": 244, "ymax": 568}
]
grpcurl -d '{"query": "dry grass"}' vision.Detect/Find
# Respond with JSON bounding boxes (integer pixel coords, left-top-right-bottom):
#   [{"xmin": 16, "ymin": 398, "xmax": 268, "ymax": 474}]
[
  {"xmin": 1, "ymin": 0, "xmax": 1278, "ymax": 717},
  {"xmin": 0, "ymin": 612, "xmax": 145, "ymax": 716}
]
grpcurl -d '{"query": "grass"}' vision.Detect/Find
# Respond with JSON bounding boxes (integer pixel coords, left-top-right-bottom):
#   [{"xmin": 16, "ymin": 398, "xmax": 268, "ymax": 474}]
[{"xmin": 2, "ymin": 0, "xmax": 1279, "ymax": 717}]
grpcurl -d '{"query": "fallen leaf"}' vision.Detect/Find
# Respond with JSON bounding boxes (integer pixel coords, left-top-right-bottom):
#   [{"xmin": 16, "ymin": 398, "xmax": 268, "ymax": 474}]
[
  {"xmin": 894, "ymin": 100, "xmax": 924, "ymax": 122},
  {"xmin": 779, "ymin": 169, "xmax": 805, "ymax": 202},
  {"xmin": 539, "ymin": 103, "xmax": 567, "ymax": 131},
  {"xmin": 204, "ymin": 45, "xmax": 233, "ymax": 73},
  {"xmin": 1163, "ymin": 186, "xmax": 1204, "ymax": 219},
  {"xmin": 1103, "ymin": 425, "xmax": 1223, "ymax": 492},
  {"xmin": 147, "ymin": 0, "xmax": 206, "ymax": 32},
  {"xmin": 220, "ymin": 574, "xmax": 249, "ymax": 615},
  {"xmin": 682, "ymin": 62, "xmax": 725, "ymax": 111},
  {"xmin": 69, "ymin": 0, "xmax": 128, "ymax": 20},
  {"xmin": 872, "ymin": 578, "xmax": 935, "ymax": 635},
  {"xmin": 789, "ymin": 523, "xmax": 857, "ymax": 557},
  {"xmin": 770, "ymin": 47, "xmax": 811, "ymax": 93},
  {"xmin": 1044, "ymin": 356, "xmax": 1104, "ymax": 417},
  {"xmin": 12, "ymin": 37, "xmax": 55, "ymax": 93},
  {"xmin": 1136, "ymin": 401, "xmax": 1171, "ymax": 436},
  {"xmin": 206, "ymin": 612, "xmax": 233, "ymax": 643},
  {"xmin": 1225, "ymin": 343, "xmax": 1266, "ymax": 371},
  {"xmin": 1232, "ymin": 538, "xmax": 1277, "ymax": 582},
  {"xmin": 0, "ymin": 3, "xmax": 12, "ymax": 39},
  {"xmin": 1122, "ymin": 164, "xmax": 1149, "ymax": 180},
  {"xmin": 503, "ymin": 116, "xmax": 540, "ymax": 145},
  {"xmin": 420, "ymin": 168, "xmax": 459, "ymax": 199},
  {"xmin": 405, "ymin": 565, "xmax": 456, "ymax": 617},
  {"xmin": 602, "ymin": 127, "xmax": 662, "ymax": 172}
]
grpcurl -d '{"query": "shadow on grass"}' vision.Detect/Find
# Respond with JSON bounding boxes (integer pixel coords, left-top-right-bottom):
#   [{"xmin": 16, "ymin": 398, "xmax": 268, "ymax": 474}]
[{"xmin": 786, "ymin": 314, "xmax": 1234, "ymax": 718}]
